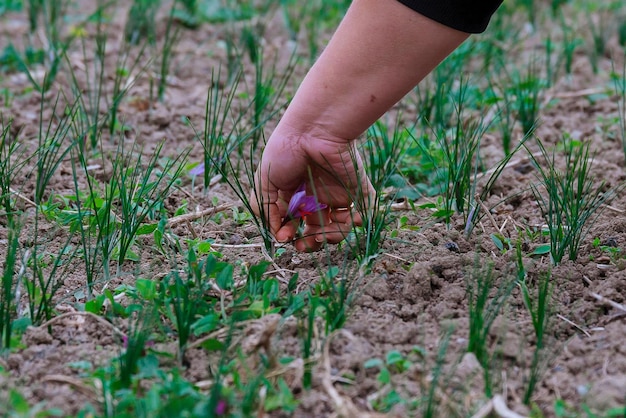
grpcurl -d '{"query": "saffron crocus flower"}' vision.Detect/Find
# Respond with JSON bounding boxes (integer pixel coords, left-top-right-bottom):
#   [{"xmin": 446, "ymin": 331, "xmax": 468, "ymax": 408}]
[
  {"xmin": 189, "ymin": 162, "xmax": 205, "ymax": 176},
  {"xmin": 284, "ymin": 183, "xmax": 327, "ymax": 224}
]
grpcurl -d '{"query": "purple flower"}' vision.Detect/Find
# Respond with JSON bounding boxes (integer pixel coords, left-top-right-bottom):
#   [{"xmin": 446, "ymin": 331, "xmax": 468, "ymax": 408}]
[
  {"xmin": 285, "ymin": 183, "xmax": 327, "ymax": 221},
  {"xmin": 215, "ymin": 399, "xmax": 227, "ymax": 415},
  {"xmin": 189, "ymin": 163, "xmax": 205, "ymax": 176}
]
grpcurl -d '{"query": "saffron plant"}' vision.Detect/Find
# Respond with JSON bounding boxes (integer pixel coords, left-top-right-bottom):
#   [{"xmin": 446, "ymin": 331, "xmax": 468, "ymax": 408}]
[{"xmin": 282, "ymin": 183, "xmax": 327, "ymax": 226}]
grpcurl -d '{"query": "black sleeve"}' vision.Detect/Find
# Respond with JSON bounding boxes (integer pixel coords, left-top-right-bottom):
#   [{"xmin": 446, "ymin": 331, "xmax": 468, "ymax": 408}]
[{"xmin": 396, "ymin": 0, "xmax": 504, "ymax": 34}]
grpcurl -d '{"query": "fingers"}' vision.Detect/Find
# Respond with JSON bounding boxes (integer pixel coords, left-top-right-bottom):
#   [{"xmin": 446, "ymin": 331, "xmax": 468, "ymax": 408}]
[{"xmin": 293, "ymin": 206, "xmax": 362, "ymax": 252}]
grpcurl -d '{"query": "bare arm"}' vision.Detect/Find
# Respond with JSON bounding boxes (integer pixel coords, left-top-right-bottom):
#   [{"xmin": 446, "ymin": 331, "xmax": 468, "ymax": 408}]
[{"xmin": 253, "ymin": 0, "xmax": 469, "ymax": 252}]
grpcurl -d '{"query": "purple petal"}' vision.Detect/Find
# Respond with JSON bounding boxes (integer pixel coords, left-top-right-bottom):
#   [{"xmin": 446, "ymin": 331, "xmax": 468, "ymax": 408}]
[
  {"xmin": 285, "ymin": 183, "xmax": 327, "ymax": 220},
  {"xmin": 189, "ymin": 163, "xmax": 205, "ymax": 176},
  {"xmin": 215, "ymin": 399, "xmax": 227, "ymax": 415},
  {"xmin": 286, "ymin": 188, "xmax": 307, "ymax": 218}
]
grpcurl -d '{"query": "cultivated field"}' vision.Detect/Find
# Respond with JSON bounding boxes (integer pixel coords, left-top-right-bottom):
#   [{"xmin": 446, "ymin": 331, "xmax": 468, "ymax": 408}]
[{"xmin": 0, "ymin": 0, "xmax": 625, "ymax": 416}]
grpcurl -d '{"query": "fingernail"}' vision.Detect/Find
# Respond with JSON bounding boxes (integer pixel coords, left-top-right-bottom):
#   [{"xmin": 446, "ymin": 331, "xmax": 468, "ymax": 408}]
[
  {"xmin": 315, "ymin": 236, "xmax": 325, "ymax": 243},
  {"xmin": 277, "ymin": 233, "xmax": 291, "ymax": 243}
]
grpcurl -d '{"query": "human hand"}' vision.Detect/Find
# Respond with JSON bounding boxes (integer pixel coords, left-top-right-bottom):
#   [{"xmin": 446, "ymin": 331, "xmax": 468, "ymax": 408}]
[{"xmin": 250, "ymin": 132, "xmax": 373, "ymax": 252}]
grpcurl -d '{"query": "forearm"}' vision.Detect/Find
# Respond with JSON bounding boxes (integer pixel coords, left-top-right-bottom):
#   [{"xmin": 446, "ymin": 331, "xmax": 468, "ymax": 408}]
[{"xmin": 278, "ymin": 0, "xmax": 469, "ymax": 142}]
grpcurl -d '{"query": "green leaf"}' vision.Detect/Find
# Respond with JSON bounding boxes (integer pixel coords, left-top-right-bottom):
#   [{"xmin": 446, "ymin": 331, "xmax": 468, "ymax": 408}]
[
  {"xmin": 136, "ymin": 279, "xmax": 156, "ymax": 301},
  {"xmin": 85, "ymin": 294, "xmax": 105, "ymax": 314},
  {"xmin": 200, "ymin": 338, "xmax": 225, "ymax": 351},
  {"xmin": 385, "ymin": 350, "xmax": 404, "ymax": 366},
  {"xmin": 263, "ymin": 279, "xmax": 280, "ymax": 305},
  {"xmin": 204, "ymin": 253, "xmax": 217, "ymax": 276},
  {"xmin": 327, "ymin": 266, "xmax": 339, "ymax": 279},
  {"xmin": 287, "ymin": 273, "xmax": 299, "ymax": 292},
  {"xmin": 606, "ymin": 407, "xmax": 626, "ymax": 417},
  {"xmin": 531, "ymin": 244, "xmax": 551, "ymax": 256},
  {"xmin": 491, "ymin": 234, "xmax": 504, "ymax": 251},
  {"xmin": 68, "ymin": 361, "xmax": 93, "ymax": 371},
  {"xmin": 191, "ymin": 314, "xmax": 219, "ymax": 336},
  {"xmin": 364, "ymin": 358, "xmax": 384, "ymax": 369},
  {"xmin": 378, "ymin": 367, "xmax": 391, "ymax": 384},
  {"xmin": 136, "ymin": 223, "xmax": 158, "ymax": 235},
  {"xmin": 9, "ymin": 389, "xmax": 29, "ymax": 413},
  {"xmin": 216, "ymin": 264, "xmax": 233, "ymax": 290},
  {"xmin": 197, "ymin": 240, "xmax": 213, "ymax": 255},
  {"xmin": 124, "ymin": 248, "xmax": 140, "ymax": 262}
]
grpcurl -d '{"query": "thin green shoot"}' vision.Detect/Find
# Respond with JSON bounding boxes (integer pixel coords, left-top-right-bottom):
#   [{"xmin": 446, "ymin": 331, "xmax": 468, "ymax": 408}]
[
  {"xmin": 313, "ymin": 264, "xmax": 349, "ymax": 333},
  {"xmin": 314, "ymin": 118, "xmax": 409, "ymax": 269},
  {"xmin": 18, "ymin": 0, "xmax": 78, "ymax": 93},
  {"xmin": 165, "ymin": 270, "xmax": 197, "ymax": 365},
  {"xmin": 413, "ymin": 46, "xmax": 468, "ymax": 130},
  {"xmin": 203, "ymin": 107, "xmax": 284, "ymax": 256}
]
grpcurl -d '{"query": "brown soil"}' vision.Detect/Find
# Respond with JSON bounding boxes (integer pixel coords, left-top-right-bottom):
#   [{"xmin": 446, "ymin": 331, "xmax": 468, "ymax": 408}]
[{"xmin": 0, "ymin": 1, "xmax": 625, "ymax": 417}]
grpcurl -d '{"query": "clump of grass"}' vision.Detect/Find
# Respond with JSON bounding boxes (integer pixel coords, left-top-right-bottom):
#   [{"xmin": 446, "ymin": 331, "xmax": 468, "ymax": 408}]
[
  {"xmin": 420, "ymin": 78, "xmax": 518, "ymax": 233},
  {"xmin": 66, "ymin": 1, "xmax": 148, "ymax": 150},
  {"xmin": 466, "ymin": 260, "xmax": 516, "ymax": 397},
  {"xmin": 558, "ymin": 13, "xmax": 583, "ymax": 78},
  {"xmin": 34, "ymin": 94, "xmax": 79, "ymax": 205},
  {"xmin": 25, "ymin": 229, "xmax": 78, "ymax": 326},
  {"xmin": 190, "ymin": 67, "xmax": 245, "ymax": 188},
  {"xmin": 1, "ymin": 221, "xmax": 20, "ymax": 350},
  {"xmin": 519, "ymin": 267, "xmax": 553, "ymax": 405},
  {"xmin": 528, "ymin": 137, "xmax": 619, "ymax": 265},
  {"xmin": 67, "ymin": 134, "xmax": 187, "ymax": 290},
  {"xmin": 413, "ymin": 46, "xmax": 469, "ymax": 130},
  {"xmin": 117, "ymin": 308, "xmax": 156, "ymax": 389},
  {"xmin": 610, "ymin": 57, "xmax": 626, "ymax": 164},
  {"xmin": 246, "ymin": 40, "xmax": 296, "ymax": 154},
  {"xmin": 113, "ymin": 141, "xmax": 188, "ymax": 274},
  {"xmin": 585, "ymin": 5, "xmax": 613, "ymax": 74},
  {"xmin": 0, "ymin": 118, "xmax": 28, "ymax": 226},
  {"xmin": 0, "ymin": 119, "xmax": 23, "ymax": 350},
  {"xmin": 125, "ymin": 0, "xmax": 161, "ymax": 45},
  {"xmin": 333, "ymin": 118, "xmax": 409, "ymax": 269},
  {"xmin": 211, "ymin": 137, "xmax": 275, "ymax": 256},
  {"xmin": 486, "ymin": 79, "xmax": 515, "ymax": 157},
  {"xmin": 423, "ymin": 327, "xmax": 453, "ymax": 418},
  {"xmin": 157, "ymin": 1, "xmax": 182, "ymax": 102},
  {"xmin": 417, "ymin": 79, "xmax": 486, "ymax": 226},
  {"xmin": 508, "ymin": 57, "xmax": 544, "ymax": 136}
]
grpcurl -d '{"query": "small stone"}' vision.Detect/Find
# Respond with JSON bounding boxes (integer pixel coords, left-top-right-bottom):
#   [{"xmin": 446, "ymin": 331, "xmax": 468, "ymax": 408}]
[
  {"xmin": 602, "ymin": 237, "xmax": 618, "ymax": 248},
  {"xmin": 444, "ymin": 241, "xmax": 460, "ymax": 253}
]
